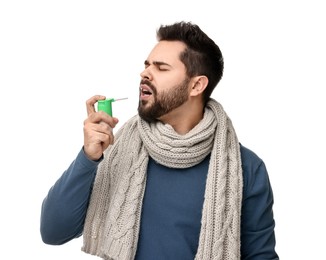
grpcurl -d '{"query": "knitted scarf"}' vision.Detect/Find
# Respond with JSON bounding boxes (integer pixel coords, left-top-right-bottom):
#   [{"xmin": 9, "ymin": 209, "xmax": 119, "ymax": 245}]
[{"xmin": 82, "ymin": 98, "xmax": 243, "ymax": 260}]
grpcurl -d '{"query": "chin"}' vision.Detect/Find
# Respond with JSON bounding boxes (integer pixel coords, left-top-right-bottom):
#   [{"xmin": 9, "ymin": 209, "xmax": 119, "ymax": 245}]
[{"xmin": 138, "ymin": 112, "xmax": 157, "ymax": 123}]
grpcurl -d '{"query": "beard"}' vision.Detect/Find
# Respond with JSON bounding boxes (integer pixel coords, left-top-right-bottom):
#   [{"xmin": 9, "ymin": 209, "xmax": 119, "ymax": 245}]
[{"xmin": 138, "ymin": 77, "xmax": 190, "ymax": 123}]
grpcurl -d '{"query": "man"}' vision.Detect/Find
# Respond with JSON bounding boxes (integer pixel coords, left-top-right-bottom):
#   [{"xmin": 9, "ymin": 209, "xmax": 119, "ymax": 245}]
[{"xmin": 40, "ymin": 21, "xmax": 279, "ymax": 259}]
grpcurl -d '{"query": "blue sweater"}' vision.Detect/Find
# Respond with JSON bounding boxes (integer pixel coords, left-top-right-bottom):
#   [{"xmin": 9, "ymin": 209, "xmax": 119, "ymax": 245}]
[{"xmin": 40, "ymin": 144, "xmax": 279, "ymax": 259}]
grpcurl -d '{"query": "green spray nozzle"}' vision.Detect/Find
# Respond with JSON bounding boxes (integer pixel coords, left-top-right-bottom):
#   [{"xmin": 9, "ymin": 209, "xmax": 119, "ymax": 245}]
[{"xmin": 97, "ymin": 97, "xmax": 128, "ymax": 116}]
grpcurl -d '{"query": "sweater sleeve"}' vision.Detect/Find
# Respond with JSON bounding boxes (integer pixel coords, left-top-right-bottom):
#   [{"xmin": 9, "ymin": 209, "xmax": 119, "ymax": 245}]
[
  {"xmin": 40, "ymin": 148, "xmax": 101, "ymax": 245},
  {"xmin": 240, "ymin": 145, "xmax": 279, "ymax": 260}
]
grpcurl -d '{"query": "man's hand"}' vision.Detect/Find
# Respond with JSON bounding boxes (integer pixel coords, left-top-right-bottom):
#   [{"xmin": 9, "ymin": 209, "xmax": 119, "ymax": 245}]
[{"xmin": 83, "ymin": 95, "xmax": 119, "ymax": 161}]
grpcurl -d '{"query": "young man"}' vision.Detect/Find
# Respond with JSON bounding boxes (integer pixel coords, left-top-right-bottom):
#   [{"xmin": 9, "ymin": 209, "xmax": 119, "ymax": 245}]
[{"xmin": 40, "ymin": 21, "xmax": 279, "ymax": 259}]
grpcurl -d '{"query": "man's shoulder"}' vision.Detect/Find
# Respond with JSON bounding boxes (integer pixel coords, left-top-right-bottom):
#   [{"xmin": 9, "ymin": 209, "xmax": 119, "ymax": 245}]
[
  {"xmin": 239, "ymin": 143, "xmax": 271, "ymax": 194},
  {"xmin": 239, "ymin": 143, "xmax": 264, "ymax": 167},
  {"xmin": 239, "ymin": 143, "xmax": 267, "ymax": 181}
]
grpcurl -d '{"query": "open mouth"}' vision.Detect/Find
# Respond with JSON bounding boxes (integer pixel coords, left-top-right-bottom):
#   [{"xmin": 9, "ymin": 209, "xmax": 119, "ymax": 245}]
[{"xmin": 140, "ymin": 85, "xmax": 153, "ymax": 98}]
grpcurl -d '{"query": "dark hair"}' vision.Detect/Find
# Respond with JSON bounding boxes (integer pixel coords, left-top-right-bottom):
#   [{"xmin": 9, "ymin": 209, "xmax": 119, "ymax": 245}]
[{"xmin": 156, "ymin": 21, "xmax": 224, "ymax": 104}]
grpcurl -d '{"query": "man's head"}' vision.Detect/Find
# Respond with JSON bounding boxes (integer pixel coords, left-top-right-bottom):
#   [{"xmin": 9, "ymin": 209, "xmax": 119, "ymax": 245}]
[
  {"xmin": 156, "ymin": 22, "xmax": 224, "ymax": 103},
  {"xmin": 138, "ymin": 21, "xmax": 224, "ymax": 123}
]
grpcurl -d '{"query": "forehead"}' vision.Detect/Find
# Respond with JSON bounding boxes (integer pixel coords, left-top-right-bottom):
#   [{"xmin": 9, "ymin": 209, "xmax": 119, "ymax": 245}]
[{"xmin": 146, "ymin": 40, "xmax": 186, "ymax": 65}]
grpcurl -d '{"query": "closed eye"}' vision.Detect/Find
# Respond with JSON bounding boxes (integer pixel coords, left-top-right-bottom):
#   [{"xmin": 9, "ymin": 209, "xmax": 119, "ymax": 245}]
[{"xmin": 158, "ymin": 66, "xmax": 169, "ymax": 71}]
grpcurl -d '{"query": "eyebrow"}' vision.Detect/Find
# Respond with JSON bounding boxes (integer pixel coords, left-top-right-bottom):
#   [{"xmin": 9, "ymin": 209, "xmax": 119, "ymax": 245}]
[{"xmin": 144, "ymin": 60, "xmax": 172, "ymax": 67}]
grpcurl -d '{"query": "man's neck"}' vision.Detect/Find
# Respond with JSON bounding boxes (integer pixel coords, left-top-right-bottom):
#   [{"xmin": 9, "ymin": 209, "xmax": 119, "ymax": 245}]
[{"xmin": 159, "ymin": 101, "xmax": 205, "ymax": 135}]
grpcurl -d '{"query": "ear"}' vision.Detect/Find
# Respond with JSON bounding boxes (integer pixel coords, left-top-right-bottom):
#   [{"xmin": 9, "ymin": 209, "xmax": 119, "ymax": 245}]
[{"xmin": 189, "ymin": 75, "xmax": 208, "ymax": 97}]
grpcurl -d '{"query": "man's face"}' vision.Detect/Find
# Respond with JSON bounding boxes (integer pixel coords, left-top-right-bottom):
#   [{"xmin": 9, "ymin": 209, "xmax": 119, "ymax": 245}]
[{"xmin": 138, "ymin": 41, "xmax": 190, "ymax": 122}]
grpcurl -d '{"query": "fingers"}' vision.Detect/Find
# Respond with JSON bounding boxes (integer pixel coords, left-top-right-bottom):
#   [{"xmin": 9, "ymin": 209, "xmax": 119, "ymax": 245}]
[
  {"xmin": 83, "ymin": 121, "xmax": 115, "ymax": 160},
  {"xmin": 86, "ymin": 95, "xmax": 106, "ymax": 116},
  {"xmin": 86, "ymin": 111, "xmax": 119, "ymax": 127}
]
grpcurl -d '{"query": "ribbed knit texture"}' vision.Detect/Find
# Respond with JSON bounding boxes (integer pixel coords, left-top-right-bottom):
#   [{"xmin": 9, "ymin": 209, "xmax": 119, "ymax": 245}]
[{"xmin": 82, "ymin": 98, "xmax": 243, "ymax": 260}]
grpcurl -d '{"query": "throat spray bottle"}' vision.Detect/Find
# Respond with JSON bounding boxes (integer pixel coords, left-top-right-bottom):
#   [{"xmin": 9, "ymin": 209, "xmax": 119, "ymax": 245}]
[{"xmin": 97, "ymin": 98, "xmax": 128, "ymax": 116}]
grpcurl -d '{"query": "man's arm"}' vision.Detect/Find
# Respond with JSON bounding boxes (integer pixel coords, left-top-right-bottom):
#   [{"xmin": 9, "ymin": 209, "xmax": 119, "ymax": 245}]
[
  {"xmin": 41, "ymin": 95, "xmax": 119, "ymax": 245},
  {"xmin": 40, "ymin": 148, "xmax": 101, "ymax": 245},
  {"xmin": 240, "ymin": 145, "xmax": 279, "ymax": 260}
]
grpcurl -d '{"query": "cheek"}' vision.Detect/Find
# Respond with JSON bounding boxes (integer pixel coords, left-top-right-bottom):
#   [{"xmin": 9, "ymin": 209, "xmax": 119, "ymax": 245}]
[{"xmin": 156, "ymin": 73, "xmax": 185, "ymax": 90}]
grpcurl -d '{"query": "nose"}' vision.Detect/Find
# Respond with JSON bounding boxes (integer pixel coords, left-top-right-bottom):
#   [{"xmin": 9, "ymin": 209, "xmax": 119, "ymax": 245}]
[{"xmin": 140, "ymin": 67, "xmax": 152, "ymax": 81}]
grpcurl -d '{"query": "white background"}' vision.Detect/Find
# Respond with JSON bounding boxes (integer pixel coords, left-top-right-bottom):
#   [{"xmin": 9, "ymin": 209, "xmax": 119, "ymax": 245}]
[{"xmin": 1, "ymin": 1, "xmax": 325, "ymax": 259}]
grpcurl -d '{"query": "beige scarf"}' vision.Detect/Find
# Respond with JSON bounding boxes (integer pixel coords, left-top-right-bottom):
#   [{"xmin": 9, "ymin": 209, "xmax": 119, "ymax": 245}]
[{"xmin": 82, "ymin": 98, "xmax": 243, "ymax": 259}]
